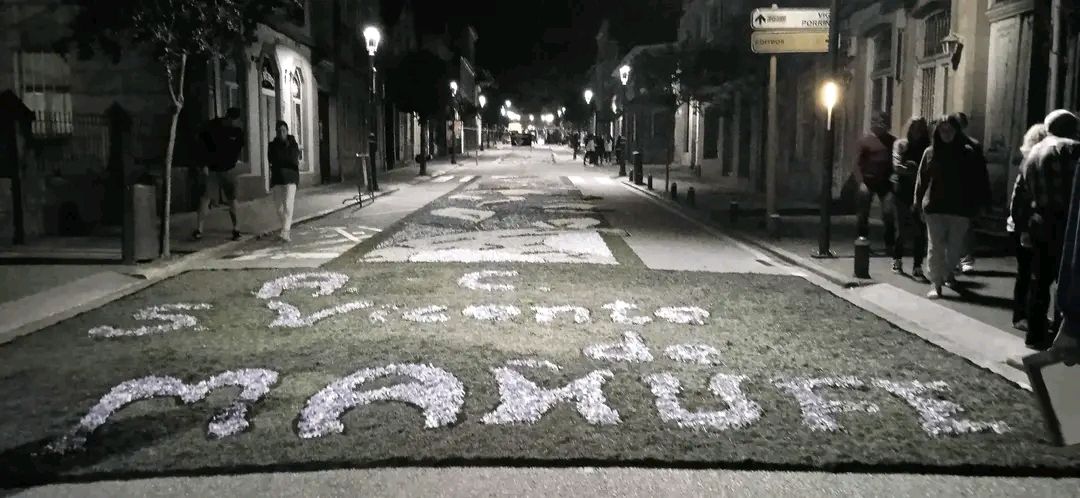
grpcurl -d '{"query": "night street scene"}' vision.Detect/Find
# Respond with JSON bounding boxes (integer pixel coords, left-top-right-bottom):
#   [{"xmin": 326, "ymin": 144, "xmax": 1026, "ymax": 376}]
[{"xmin": 3, "ymin": 0, "xmax": 1080, "ymax": 496}]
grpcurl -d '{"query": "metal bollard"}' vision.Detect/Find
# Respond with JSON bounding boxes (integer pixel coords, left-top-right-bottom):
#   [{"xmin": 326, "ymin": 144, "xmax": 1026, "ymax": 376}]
[
  {"xmin": 854, "ymin": 236, "xmax": 871, "ymax": 279},
  {"xmin": 633, "ymin": 152, "xmax": 644, "ymax": 185},
  {"xmin": 687, "ymin": 187, "xmax": 696, "ymax": 207},
  {"xmin": 647, "ymin": 175, "xmax": 653, "ymax": 190},
  {"xmin": 670, "ymin": 182, "xmax": 678, "ymax": 200},
  {"xmin": 730, "ymin": 201, "xmax": 739, "ymax": 224}
]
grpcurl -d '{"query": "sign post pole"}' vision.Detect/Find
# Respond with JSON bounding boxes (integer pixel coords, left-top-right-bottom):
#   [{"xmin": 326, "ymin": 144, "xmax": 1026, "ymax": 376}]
[{"xmin": 766, "ymin": 54, "xmax": 779, "ymax": 237}]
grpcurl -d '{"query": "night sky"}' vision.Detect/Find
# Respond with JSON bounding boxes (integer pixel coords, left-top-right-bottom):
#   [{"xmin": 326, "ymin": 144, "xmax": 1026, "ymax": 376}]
[{"xmin": 382, "ymin": 0, "xmax": 684, "ymax": 112}]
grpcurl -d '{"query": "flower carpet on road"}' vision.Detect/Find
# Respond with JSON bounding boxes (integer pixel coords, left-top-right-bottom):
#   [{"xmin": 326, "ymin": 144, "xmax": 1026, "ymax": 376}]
[
  {"xmin": 1, "ymin": 263, "xmax": 1079, "ymax": 486},
  {"xmin": 360, "ymin": 176, "xmax": 618, "ymax": 264}
]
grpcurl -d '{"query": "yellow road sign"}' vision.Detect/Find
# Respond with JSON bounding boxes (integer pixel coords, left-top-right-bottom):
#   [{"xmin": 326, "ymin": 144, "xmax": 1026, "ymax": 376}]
[{"xmin": 751, "ymin": 30, "xmax": 829, "ymax": 54}]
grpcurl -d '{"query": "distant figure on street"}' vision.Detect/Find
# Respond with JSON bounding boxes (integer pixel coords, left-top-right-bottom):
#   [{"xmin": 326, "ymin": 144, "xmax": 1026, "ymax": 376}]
[
  {"xmin": 1008, "ymin": 123, "xmax": 1049, "ymax": 332},
  {"xmin": 891, "ymin": 116, "xmax": 930, "ymax": 279},
  {"xmin": 268, "ymin": 120, "xmax": 301, "ymax": 242},
  {"xmin": 914, "ymin": 114, "xmax": 989, "ymax": 299},
  {"xmin": 584, "ymin": 134, "xmax": 596, "ymax": 166},
  {"xmin": 854, "ymin": 111, "xmax": 897, "ymax": 252},
  {"xmin": 605, "ymin": 136, "xmax": 614, "ymax": 163},
  {"xmin": 595, "ymin": 135, "xmax": 606, "ymax": 165},
  {"xmin": 194, "ymin": 107, "xmax": 244, "ymax": 241},
  {"xmin": 571, "ymin": 133, "xmax": 580, "ymax": 160},
  {"xmin": 1014, "ymin": 109, "xmax": 1080, "ymax": 350},
  {"xmin": 952, "ymin": 111, "xmax": 989, "ymax": 275}
]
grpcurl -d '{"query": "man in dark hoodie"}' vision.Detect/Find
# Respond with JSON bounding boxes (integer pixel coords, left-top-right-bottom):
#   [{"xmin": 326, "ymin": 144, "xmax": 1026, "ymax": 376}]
[
  {"xmin": 1015, "ymin": 109, "xmax": 1080, "ymax": 350},
  {"xmin": 952, "ymin": 112, "xmax": 989, "ymax": 275},
  {"xmin": 854, "ymin": 111, "xmax": 897, "ymax": 252}
]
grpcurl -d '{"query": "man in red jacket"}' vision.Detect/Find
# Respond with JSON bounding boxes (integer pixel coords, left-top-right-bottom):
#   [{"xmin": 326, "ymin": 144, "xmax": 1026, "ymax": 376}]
[{"xmin": 854, "ymin": 112, "xmax": 897, "ymax": 254}]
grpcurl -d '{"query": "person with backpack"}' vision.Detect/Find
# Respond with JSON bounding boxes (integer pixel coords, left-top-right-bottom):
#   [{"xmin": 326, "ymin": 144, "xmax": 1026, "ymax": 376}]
[
  {"xmin": 268, "ymin": 120, "xmax": 301, "ymax": 242},
  {"xmin": 194, "ymin": 107, "xmax": 244, "ymax": 241}
]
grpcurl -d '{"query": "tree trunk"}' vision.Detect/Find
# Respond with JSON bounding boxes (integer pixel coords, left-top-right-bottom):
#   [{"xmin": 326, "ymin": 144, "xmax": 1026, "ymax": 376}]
[
  {"xmin": 160, "ymin": 53, "xmax": 187, "ymax": 258},
  {"xmin": 419, "ymin": 118, "xmax": 428, "ymax": 176}
]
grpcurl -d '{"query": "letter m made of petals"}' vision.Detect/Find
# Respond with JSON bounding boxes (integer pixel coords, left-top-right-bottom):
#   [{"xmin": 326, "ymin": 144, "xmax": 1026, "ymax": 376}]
[{"xmin": 48, "ymin": 369, "xmax": 279, "ymax": 454}]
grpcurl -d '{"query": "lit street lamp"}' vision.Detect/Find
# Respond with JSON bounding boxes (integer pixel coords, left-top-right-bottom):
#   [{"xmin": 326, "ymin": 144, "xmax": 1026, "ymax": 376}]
[
  {"xmin": 617, "ymin": 64, "xmax": 631, "ymax": 177},
  {"xmin": 449, "ymin": 81, "xmax": 458, "ymax": 164},
  {"xmin": 479, "ymin": 94, "xmax": 487, "ymax": 150},
  {"xmin": 584, "ymin": 88, "xmax": 595, "ymax": 134},
  {"xmin": 363, "ymin": 25, "xmax": 381, "ymax": 192}
]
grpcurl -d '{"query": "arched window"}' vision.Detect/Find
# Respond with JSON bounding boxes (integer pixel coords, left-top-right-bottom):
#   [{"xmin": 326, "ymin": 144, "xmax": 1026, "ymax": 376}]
[{"xmin": 290, "ymin": 69, "xmax": 305, "ymax": 166}]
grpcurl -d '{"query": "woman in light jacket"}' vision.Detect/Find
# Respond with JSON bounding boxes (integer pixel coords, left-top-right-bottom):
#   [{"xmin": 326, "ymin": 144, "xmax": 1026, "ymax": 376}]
[
  {"xmin": 268, "ymin": 120, "xmax": 301, "ymax": 242},
  {"xmin": 914, "ymin": 115, "xmax": 991, "ymax": 299}
]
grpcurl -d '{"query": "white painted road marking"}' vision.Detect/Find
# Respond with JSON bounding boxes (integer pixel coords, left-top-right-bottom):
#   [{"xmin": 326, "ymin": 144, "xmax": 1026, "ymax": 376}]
[
  {"xmin": 432, "ymin": 175, "xmax": 455, "ymax": 183},
  {"xmin": 333, "ymin": 227, "xmax": 361, "ymax": 242},
  {"xmin": 568, "ymin": 176, "xmax": 584, "ymax": 185},
  {"xmin": 459, "ymin": 175, "xmax": 476, "ymax": 182}
]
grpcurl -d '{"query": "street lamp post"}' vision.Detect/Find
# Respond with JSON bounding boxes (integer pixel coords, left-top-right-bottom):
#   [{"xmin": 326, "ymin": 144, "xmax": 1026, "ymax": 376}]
[
  {"xmin": 479, "ymin": 94, "xmax": 487, "ymax": 151},
  {"xmin": 618, "ymin": 64, "xmax": 630, "ymax": 177},
  {"xmin": 449, "ymin": 81, "xmax": 458, "ymax": 164},
  {"xmin": 584, "ymin": 89, "xmax": 595, "ymax": 135},
  {"xmin": 363, "ymin": 26, "xmax": 381, "ymax": 192},
  {"xmin": 812, "ymin": 0, "xmax": 841, "ymax": 258}
]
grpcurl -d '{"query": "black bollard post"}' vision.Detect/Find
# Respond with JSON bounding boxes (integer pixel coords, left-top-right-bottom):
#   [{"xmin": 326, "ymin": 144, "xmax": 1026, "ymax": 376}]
[
  {"xmin": 633, "ymin": 151, "xmax": 644, "ymax": 186},
  {"xmin": 854, "ymin": 236, "xmax": 871, "ymax": 279},
  {"xmin": 730, "ymin": 201, "xmax": 739, "ymax": 224},
  {"xmin": 687, "ymin": 187, "xmax": 696, "ymax": 207},
  {"xmin": 670, "ymin": 182, "xmax": 678, "ymax": 200},
  {"xmin": 647, "ymin": 175, "xmax": 653, "ymax": 190}
]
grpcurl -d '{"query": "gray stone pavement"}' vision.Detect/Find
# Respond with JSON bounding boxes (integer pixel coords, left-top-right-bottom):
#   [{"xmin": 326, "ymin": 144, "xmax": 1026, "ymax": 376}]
[
  {"xmin": 11, "ymin": 467, "xmax": 1080, "ymax": 497},
  {"xmin": 0, "ymin": 157, "xmax": 468, "ymax": 343}
]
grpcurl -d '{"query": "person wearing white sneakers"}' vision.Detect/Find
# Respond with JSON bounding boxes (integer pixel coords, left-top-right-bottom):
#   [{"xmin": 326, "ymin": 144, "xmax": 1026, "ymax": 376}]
[
  {"xmin": 914, "ymin": 115, "xmax": 991, "ymax": 299},
  {"xmin": 268, "ymin": 120, "xmax": 300, "ymax": 242}
]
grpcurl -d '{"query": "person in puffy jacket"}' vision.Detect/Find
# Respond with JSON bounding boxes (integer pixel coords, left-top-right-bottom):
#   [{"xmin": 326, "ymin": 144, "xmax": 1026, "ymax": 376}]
[
  {"xmin": 1015, "ymin": 110, "xmax": 1080, "ymax": 349},
  {"xmin": 268, "ymin": 120, "xmax": 301, "ymax": 242},
  {"xmin": 891, "ymin": 116, "xmax": 930, "ymax": 279},
  {"xmin": 913, "ymin": 114, "xmax": 991, "ymax": 299}
]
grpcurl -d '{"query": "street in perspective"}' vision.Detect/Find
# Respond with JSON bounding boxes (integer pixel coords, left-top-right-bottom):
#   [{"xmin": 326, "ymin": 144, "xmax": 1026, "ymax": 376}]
[{"xmin": 1, "ymin": 0, "xmax": 1079, "ymax": 496}]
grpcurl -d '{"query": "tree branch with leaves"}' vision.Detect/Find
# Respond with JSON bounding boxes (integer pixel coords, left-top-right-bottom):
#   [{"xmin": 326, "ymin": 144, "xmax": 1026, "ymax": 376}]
[{"xmin": 60, "ymin": 0, "xmax": 299, "ymax": 257}]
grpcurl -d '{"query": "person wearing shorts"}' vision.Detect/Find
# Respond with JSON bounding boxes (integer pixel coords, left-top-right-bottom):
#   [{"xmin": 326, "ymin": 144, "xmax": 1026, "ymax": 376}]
[{"xmin": 194, "ymin": 107, "xmax": 244, "ymax": 241}]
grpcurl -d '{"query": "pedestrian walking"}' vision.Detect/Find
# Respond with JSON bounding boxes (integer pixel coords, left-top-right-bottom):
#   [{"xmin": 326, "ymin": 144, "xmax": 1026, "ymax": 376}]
[
  {"xmin": 1014, "ymin": 109, "xmax": 1080, "ymax": 350},
  {"xmin": 268, "ymin": 120, "xmax": 301, "ymax": 242},
  {"xmin": 193, "ymin": 107, "xmax": 244, "ymax": 241},
  {"xmin": 596, "ymin": 135, "xmax": 606, "ymax": 165},
  {"xmin": 1008, "ymin": 123, "xmax": 1049, "ymax": 331},
  {"xmin": 571, "ymin": 132, "xmax": 580, "ymax": 160},
  {"xmin": 584, "ymin": 134, "xmax": 596, "ymax": 166},
  {"xmin": 854, "ymin": 111, "xmax": 897, "ymax": 253},
  {"xmin": 914, "ymin": 114, "xmax": 990, "ymax": 299},
  {"xmin": 1050, "ymin": 146, "xmax": 1080, "ymax": 362},
  {"xmin": 890, "ymin": 116, "xmax": 931, "ymax": 280},
  {"xmin": 605, "ymin": 136, "xmax": 614, "ymax": 163},
  {"xmin": 952, "ymin": 112, "xmax": 988, "ymax": 274}
]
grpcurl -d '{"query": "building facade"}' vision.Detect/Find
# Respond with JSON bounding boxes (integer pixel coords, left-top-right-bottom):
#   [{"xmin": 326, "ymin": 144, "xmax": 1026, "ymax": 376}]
[
  {"xmin": 670, "ymin": 0, "xmax": 767, "ymax": 193},
  {"xmin": 1, "ymin": 0, "xmax": 388, "ymax": 243}
]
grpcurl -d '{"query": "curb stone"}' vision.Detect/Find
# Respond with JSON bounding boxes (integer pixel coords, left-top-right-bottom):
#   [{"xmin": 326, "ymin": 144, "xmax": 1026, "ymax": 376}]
[
  {"xmin": 618, "ymin": 180, "xmax": 1032, "ymax": 390},
  {"xmin": 0, "ymin": 186, "xmax": 401, "ymax": 345}
]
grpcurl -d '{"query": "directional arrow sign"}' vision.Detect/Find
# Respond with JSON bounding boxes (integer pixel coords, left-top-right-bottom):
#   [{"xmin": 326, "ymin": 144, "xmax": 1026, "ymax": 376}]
[
  {"xmin": 751, "ymin": 31, "xmax": 829, "ymax": 54},
  {"xmin": 751, "ymin": 8, "xmax": 830, "ymax": 31}
]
